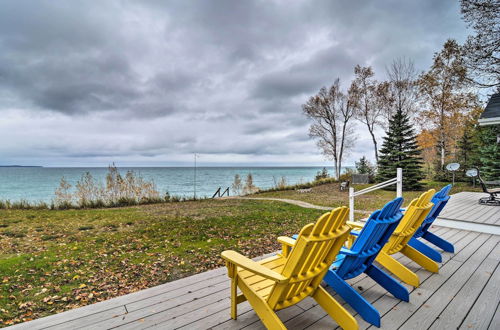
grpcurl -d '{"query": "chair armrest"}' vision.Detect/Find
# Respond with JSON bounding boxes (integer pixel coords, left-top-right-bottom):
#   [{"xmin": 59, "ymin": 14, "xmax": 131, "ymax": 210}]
[
  {"xmin": 346, "ymin": 221, "xmax": 364, "ymax": 230},
  {"xmin": 221, "ymin": 250, "xmax": 288, "ymax": 283},
  {"xmin": 278, "ymin": 236, "xmax": 296, "ymax": 247},
  {"xmin": 278, "ymin": 236, "xmax": 296, "ymax": 257},
  {"xmin": 339, "ymin": 247, "xmax": 357, "ymax": 256},
  {"xmin": 345, "ymin": 230, "xmax": 359, "ymax": 248}
]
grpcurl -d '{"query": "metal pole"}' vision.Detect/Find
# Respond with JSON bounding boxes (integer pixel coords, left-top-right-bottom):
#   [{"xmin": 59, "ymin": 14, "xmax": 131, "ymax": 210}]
[
  {"xmin": 349, "ymin": 187, "xmax": 354, "ymax": 222},
  {"xmin": 194, "ymin": 153, "xmax": 197, "ymax": 199},
  {"xmin": 396, "ymin": 168, "xmax": 403, "ymax": 198}
]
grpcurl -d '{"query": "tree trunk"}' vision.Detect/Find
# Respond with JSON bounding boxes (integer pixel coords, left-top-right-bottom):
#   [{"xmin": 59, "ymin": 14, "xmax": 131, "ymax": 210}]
[
  {"xmin": 439, "ymin": 95, "xmax": 446, "ymax": 170},
  {"xmin": 338, "ymin": 159, "xmax": 342, "ymax": 182},
  {"xmin": 439, "ymin": 123, "xmax": 446, "ymax": 169},
  {"xmin": 333, "ymin": 157, "xmax": 340, "ymax": 180},
  {"xmin": 369, "ymin": 129, "xmax": 379, "ymax": 163},
  {"xmin": 441, "ymin": 145, "xmax": 445, "ymax": 169}
]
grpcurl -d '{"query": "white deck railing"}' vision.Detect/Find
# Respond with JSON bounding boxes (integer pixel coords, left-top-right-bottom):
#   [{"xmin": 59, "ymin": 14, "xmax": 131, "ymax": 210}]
[{"xmin": 349, "ymin": 168, "xmax": 402, "ymax": 222}]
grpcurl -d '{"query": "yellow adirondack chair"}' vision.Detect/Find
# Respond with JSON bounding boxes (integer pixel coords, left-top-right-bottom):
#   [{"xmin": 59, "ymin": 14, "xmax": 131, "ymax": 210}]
[
  {"xmin": 349, "ymin": 189, "xmax": 437, "ymax": 287},
  {"xmin": 221, "ymin": 207, "xmax": 358, "ymax": 330}
]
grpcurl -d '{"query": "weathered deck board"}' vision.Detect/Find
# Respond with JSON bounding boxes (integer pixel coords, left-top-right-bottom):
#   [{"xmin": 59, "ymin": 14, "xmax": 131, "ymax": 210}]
[
  {"xmin": 438, "ymin": 192, "xmax": 500, "ymax": 226},
  {"xmin": 78, "ymin": 281, "xmax": 229, "ymax": 329},
  {"xmin": 369, "ymin": 232, "xmax": 492, "ymax": 330},
  {"xmin": 456, "ymin": 202, "xmax": 495, "ymax": 224},
  {"xmin": 488, "ymin": 305, "xmax": 500, "ymax": 330},
  {"xmin": 430, "ymin": 245, "xmax": 499, "ymax": 330},
  {"xmin": 9, "ymin": 267, "xmax": 228, "ymax": 330},
  {"xmin": 400, "ymin": 236, "xmax": 499, "ymax": 329},
  {"xmin": 356, "ymin": 228, "xmax": 472, "ymax": 330},
  {"xmin": 458, "ymin": 261, "xmax": 500, "ymax": 330}
]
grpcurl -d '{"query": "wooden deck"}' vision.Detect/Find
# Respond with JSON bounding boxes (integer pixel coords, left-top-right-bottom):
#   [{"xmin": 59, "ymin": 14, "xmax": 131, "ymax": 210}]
[
  {"xmin": 10, "ymin": 193, "xmax": 500, "ymax": 330},
  {"xmin": 438, "ymin": 192, "xmax": 500, "ymax": 226}
]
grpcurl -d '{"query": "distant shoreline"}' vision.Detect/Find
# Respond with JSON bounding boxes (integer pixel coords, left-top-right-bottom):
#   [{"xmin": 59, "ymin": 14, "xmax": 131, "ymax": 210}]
[{"xmin": 0, "ymin": 165, "xmax": 43, "ymax": 168}]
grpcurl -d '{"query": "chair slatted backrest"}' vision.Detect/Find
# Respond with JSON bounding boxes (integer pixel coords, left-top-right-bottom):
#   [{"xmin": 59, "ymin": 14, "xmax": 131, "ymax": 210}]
[
  {"xmin": 476, "ymin": 169, "xmax": 493, "ymax": 194},
  {"xmin": 267, "ymin": 207, "xmax": 351, "ymax": 310},
  {"xmin": 415, "ymin": 185, "xmax": 451, "ymax": 237},
  {"xmin": 384, "ymin": 189, "xmax": 435, "ymax": 255},
  {"xmin": 335, "ymin": 197, "xmax": 404, "ymax": 279}
]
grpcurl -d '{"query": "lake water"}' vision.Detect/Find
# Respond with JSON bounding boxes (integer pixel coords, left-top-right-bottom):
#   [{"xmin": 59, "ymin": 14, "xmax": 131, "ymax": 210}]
[{"xmin": 0, "ymin": 167, "xmax": 347, "ymax": 203}]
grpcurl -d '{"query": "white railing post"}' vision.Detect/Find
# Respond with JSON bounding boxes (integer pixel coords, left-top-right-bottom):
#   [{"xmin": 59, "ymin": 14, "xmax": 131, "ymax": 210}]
[
  {"xmin": 349, "ymin": 187, "xmax": 355, "ymax": 222},
  {"xmin": 396, "ymin": 167, "xmax": 403, "ymax": 198},
  {"xmin": 348, "ymin": 168, "xmax": 403, "ymax": 222}
]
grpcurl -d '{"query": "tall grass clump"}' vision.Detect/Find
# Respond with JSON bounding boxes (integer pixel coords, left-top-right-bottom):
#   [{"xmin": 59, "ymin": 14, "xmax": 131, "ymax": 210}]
[
  {"xmin": 231, "ymin": 174, "xmax": 243, "ymax": 195},
  {"xmin": 242, "ymin": 173, "xmax": 259, "ymax": 195},
  {"xmin": 53, "ymin": 164, "xmax": 162, "ymax": 209},
  {"xmin": 272, "ymin": 176, "xmax": 288, "ymax": 190}
]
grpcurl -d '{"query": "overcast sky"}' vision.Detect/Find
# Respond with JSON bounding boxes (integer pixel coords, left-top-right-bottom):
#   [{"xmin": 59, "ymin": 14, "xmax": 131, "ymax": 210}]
[{"xmin": 0, "ymin": 0, "xmax": 468, "ymax": 167}]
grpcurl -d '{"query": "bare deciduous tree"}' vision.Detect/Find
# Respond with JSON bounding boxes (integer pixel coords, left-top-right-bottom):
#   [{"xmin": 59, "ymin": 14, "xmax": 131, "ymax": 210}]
[
  {"xmin": 385, "ymin": 58, "xmax": 419, "ymax": 121},
  {"xmin": 350, "ymin": 65, "xmax": 384, "ymax": 163},
  {"xmin": 373, "ymin": 81, "xmax": 394, "ymax": 129},
  {"xmin": 460, "ymin": 0, "xmax": 500, "ymax": 88},
  {"xmin": 303, "ymin": 78, "xmax": 355, "ymax": 179}
]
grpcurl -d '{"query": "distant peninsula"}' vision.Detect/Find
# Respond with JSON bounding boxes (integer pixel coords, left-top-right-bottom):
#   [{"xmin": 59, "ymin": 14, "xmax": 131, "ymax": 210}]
[{"xmin": 0, "ymin": 165, "xmax": 43, "ymax": 167}]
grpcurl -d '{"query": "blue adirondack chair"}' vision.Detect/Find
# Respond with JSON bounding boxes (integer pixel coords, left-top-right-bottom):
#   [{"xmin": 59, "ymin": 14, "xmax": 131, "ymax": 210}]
[
  {"xmin": 324, "ymin": 197, "xmax": 407, "ymax": 327},
  {"xmin": 293, "ymin": 197, "xmax": 406, "ymax": 327},
  {"xmin": 407, "ymin": 185, "xmax": 453, "ymax": 262}
]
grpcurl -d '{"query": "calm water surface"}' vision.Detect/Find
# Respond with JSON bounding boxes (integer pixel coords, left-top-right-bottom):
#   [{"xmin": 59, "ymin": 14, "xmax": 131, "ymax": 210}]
[{"xmin": 0, "ymin": 167, "xmax": 347, "ymax": 203}]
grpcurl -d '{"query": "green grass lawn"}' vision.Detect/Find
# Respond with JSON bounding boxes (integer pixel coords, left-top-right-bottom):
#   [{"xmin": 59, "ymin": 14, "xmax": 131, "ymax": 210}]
[
  {"xmin": 0, "ymin": 180, "xmax": 478, "ymax": 326},
  {"xmin": 0, "ymin": 199, "xmax": 325, "ymax": 326}
]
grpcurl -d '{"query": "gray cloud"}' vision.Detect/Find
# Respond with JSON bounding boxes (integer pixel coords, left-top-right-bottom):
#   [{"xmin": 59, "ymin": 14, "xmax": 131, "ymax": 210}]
[
  {"xmin": 0, "ymin": 0, "xmax": 468, "ymax": 166},
  {"xmin": 252, "ymin": 45, "xmax": 356, "ymax": 99}
]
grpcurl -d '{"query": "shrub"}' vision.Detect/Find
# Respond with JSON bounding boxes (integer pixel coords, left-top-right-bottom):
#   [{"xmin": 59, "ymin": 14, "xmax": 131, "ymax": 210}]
[
  {"xmin": 355, "ymin": 156, "xmax": 376, "ymax": 183},
  {"xmin": 315, "ymin": 167, "xmax": 330, "ymax": 181},
  {"xmin": 272, "ymin": 176, "xmax": 288, "ymax": 190},
  {"xmin": 339, "ymin": 168, "xmax": 355, "ymax": 183}
]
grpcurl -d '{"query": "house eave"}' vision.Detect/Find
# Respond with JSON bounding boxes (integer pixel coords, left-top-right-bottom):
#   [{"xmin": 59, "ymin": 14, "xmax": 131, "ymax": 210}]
[{"xmin": 478, "ymin": 117, "xmax": 500, "ymax": 126}]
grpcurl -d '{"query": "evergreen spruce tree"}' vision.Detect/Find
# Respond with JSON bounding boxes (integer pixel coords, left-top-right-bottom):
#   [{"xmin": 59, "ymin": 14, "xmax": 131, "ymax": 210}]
[
  {"xmin": 376, "ymin": 109, "xmax": 424, "ymax": 190},
  {"xmin": 477, "ymin": 125, "xmax": 500, "ymax": 181},
  {"xmin": 456, "ymin": 121, "xmax": 481, "ymax": 180},
  {"xmin": 355, "ymin": 156, "xmax": 375, "ymax": 182}
]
